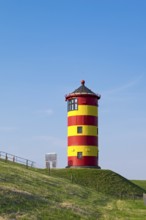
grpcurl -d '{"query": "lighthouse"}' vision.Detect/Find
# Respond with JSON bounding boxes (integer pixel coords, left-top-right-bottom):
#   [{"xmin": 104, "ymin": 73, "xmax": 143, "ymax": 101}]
[{"xmin": 65, "ymin": 80, "xmax": 101, "ymax": 168}]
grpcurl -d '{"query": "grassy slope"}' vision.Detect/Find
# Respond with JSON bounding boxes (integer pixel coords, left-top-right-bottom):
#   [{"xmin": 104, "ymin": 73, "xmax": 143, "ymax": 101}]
[
  {"xmin": 132, "ymin": 180, "xmax": 146, "ymax": 191},
  {"xmin": 0, "ymin": 160, "xmax": 146, "ymax": 220},
  {"xmin": 39, "ymin": 168, "xmax": 145, "ymax": 198}
]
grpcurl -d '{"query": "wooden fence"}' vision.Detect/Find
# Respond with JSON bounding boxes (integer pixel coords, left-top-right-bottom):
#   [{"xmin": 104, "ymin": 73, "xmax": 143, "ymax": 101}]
[{"xmin": 0, "ymin": 151, "xmax": 35, "ymax": 168}]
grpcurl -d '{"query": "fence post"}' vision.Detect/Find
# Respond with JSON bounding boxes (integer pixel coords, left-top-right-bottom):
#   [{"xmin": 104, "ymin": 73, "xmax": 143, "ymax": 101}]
[
  {"xmin": 5, "ymin": 153, "xmax": 8, "ymax": 162},
  {"xmin": 26, "ymin": 160, "xmax": 28, "ymax": 168},
  {"xmin": 48, "ymin": 162, "xmax": 51, "ymax": 176},
  {"xmin": 71, "ymin": 173, "xmax": 73, "ymax": 183}
]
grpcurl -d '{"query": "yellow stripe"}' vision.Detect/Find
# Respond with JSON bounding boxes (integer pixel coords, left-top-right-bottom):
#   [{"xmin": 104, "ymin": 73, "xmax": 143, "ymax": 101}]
[
  {"xmin": 68, "ymin": 105, "xmax": 97, "ymax": 117},
  {"xmin": 68, "ymin": 146, "xmax": 98, "ymax": 157},
  {"xmin": 68, "ymin": 125, "xmax": 97, "ymax": 136}
]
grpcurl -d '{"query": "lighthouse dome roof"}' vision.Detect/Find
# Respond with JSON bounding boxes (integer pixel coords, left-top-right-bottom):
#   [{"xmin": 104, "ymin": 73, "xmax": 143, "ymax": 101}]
[
  {"xmin": 65, "ymin": 80, "xmax": 101, "ymax": 100},
  {"xmin": 72, "ymin": 80, "xmax": 96, "ymax": 95}
]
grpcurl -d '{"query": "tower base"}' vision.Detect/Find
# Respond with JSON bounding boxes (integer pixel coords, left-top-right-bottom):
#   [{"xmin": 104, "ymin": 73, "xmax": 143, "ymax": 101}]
[{"xmin": 66, "ymin": 165, "xmax": 101, "ymax": 169}]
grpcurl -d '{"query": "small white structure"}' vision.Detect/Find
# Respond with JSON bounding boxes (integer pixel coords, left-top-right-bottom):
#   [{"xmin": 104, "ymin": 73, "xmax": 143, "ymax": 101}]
[{"xmin": 45, "ymin": 153, "xmax": 57, "ymax": 168}]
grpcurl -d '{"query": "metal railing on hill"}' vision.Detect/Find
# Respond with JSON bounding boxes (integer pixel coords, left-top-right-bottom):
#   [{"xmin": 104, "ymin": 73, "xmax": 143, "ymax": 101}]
[{"xmin": 0, "ymin": 151, "xmax": 35, "ymax": 168}]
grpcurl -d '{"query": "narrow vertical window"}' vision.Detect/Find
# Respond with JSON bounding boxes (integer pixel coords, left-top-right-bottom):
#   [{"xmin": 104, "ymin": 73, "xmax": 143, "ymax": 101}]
[
  {"xmin": 77, "ymin": 126, "xmax": 82, "ymax": 134},
  {"xmin": 75, "ymin": 103, "xmax": 78, "ymax": 110},
  {"xmin": 77, "ymin": 152, "xmax": 82, "ymax": 159}
]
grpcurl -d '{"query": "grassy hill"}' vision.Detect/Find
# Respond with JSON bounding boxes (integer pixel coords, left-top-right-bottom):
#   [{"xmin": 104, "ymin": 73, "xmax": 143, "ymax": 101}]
[
  {"xmin": 38, "ymin": 168, "xmax": 145, "ymax": 199},
  {"xmin": 132, "ymin": 180, "xmax": 146, "ymax": 191},
  {"xmin": 0, "ymin": 160, "xmax": 146, "ymax": 220}
]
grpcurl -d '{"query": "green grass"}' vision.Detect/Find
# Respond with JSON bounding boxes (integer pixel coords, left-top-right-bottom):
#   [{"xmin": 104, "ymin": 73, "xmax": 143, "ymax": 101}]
[
  {"xmin": 0, "ymin": 159, "xmax": 146, "ymax": 219},
  {"xmin": 132, "ymin": 180, "xmax": 146, "ymax": 191},
  {"xmin": 38, "ymin": 168, "xmax": 145, "ymax": 198}
]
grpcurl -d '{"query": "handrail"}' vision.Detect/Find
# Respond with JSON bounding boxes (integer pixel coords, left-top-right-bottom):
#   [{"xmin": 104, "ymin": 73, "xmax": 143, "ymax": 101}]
[{"xmin": 0, "ymin": 151, "xmax": 35, "ymax": 168}]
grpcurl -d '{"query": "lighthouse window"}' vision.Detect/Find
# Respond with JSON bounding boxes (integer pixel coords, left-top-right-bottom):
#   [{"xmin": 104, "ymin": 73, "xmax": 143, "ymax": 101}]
[
  {"xmin": 77, "ymin": 152, "xmax": 82, "ymax": 159},
  {"xmin": 75, "ymin": 103, "xmax": 78, "ymax": 110},
  {"xmin": 77, "ymin": 126, "xmax": 82, "ymax": 134},
  {"xmin": 68, "ymin": 98, "xmax": 78, "ymax": 111}
]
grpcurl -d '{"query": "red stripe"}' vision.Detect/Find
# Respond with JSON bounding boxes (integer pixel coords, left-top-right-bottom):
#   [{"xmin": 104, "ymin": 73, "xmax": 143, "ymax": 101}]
[
  {"xmin": 68, "ymin": 115, "xmax": 97, "ymax": 126},
  {"xmin": 78, "ymin": 97, "xmax": 98, "ymax": 106},
  {"xmin": 68, "ymin": 156, "xmax": 98, "ymax": 167},
  {"xmin": 68, "ymin": 136, "xmax": 98, "ymax": 146}
]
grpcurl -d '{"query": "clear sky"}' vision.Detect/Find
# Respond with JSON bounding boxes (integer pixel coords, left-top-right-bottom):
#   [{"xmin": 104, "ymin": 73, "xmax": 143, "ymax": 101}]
[{"xmin": 0, "ymin": 0, "xmax": 146, "ymax": 179}]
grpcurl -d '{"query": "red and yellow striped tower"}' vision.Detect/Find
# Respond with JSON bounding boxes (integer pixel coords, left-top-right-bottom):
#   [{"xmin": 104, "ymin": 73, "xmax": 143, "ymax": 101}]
[{"xmin": 65, "ymin": 80, "xmax": 101, "ymax": 168}]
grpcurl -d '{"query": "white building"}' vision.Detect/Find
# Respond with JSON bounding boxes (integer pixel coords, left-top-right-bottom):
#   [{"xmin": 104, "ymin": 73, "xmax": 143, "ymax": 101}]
[{"xmin": 45, "ymin": 153, "xmax": 57, "ymax": 168}]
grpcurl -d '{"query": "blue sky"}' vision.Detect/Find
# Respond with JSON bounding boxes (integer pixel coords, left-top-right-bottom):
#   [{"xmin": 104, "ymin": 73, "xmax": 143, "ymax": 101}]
[{"xmin": 0, "ymin": 0, "xmax": 146, "ymax": 179}]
